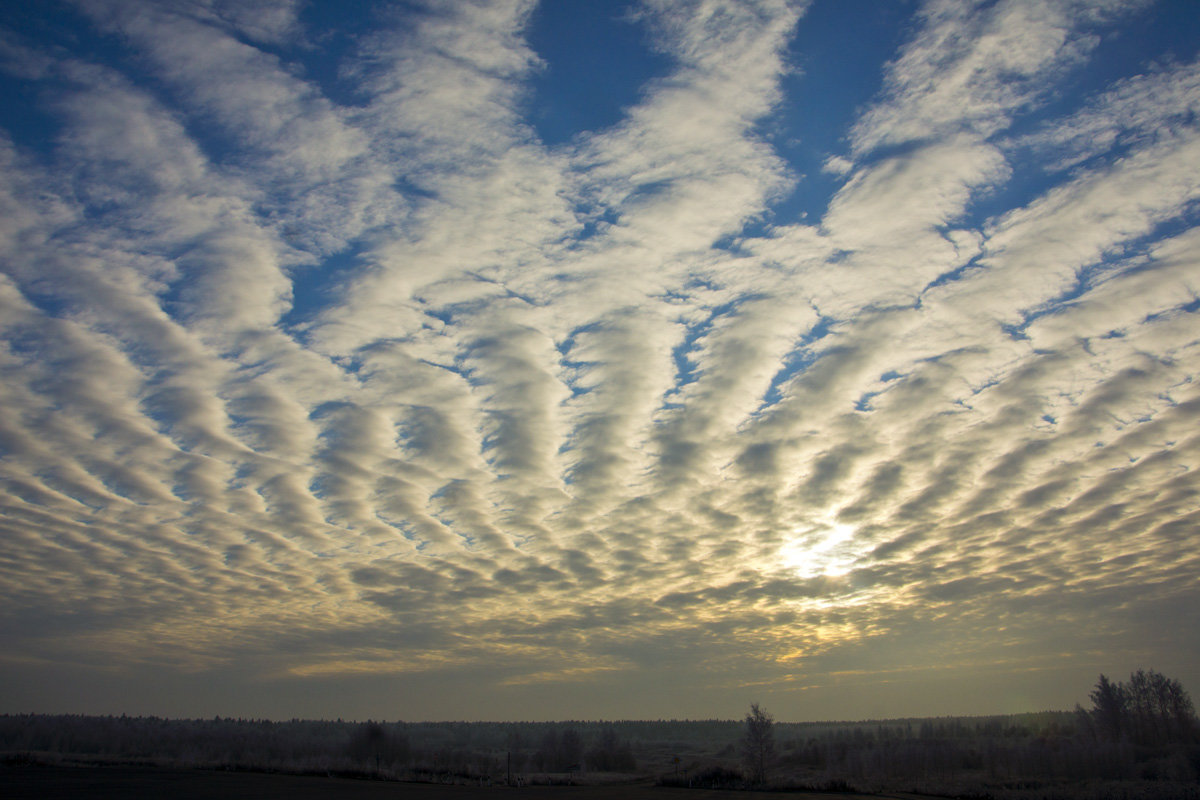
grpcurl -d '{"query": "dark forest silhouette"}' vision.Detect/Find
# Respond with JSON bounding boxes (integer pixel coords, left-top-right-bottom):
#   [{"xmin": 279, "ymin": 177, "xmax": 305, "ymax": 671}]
[
  {"xmin": 1078, "ymin": 669, "xmax": 1196, "ymax": 747},
  {"xmin": 2, "ymin": 671, "xmax": 1198, "ymax": 798}
]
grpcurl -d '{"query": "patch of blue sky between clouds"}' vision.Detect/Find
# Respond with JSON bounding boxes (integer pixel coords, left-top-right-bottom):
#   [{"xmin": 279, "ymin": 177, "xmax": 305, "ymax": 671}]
[
  {"xmin": 0, "ymin": 67, "xmax": 58, "ymax": 165},
  {"xmin": 756, "ymin": 312, "xmax": 836, "ymax": 413},
  {"xmin": 294, "ymin": 1, "xmax": 385, "ymax": 109},
  {"xmin": 1004, "ymin": 212, "xmax": 1200, "ymax": 338},
  {"xmin": 0, "ymin": 3, "xmax": 131, "ymax": 160},
  {"xmin": 666, "ymin": 297, "xmax": 754, "ymax": 400},
  {"xmin": 280, "ymin": 245, "xmax": 367, "ymax": 331},
  {"xmin": 748, "ymin": 0, "xmax": 916, "ymax": 234},
  {"xmin": 12, "ymin": 5, "xmax": 275, "ymax": 185},
  {"xmin": 524, "ymin": 2, "xmax": 673, "ymax": 147},
  {"xmin": 1034, "ymin": 0, "xmax": 1200, "ymax": 127},
  {"xmin": 958, "ymin": 5, "xmax": 1200, "ymax": 232}
]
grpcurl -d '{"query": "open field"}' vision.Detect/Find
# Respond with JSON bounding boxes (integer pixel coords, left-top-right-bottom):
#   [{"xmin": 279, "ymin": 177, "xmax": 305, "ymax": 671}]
[{"xmin": 0, "ymin": 765, "xmax": 879, "ymax": 800}]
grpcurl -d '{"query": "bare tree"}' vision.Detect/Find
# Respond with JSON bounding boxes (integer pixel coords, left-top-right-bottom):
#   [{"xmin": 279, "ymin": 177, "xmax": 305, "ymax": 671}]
[
  {"xmin": 1088, "ymin": 669, "xmax": 1197, "ymax": 745},
  {"xmin": 1126, "ymin": 669, "xmax": 1196, "ymax": 745},
  {"xmin": 741, "ymin": 703, "xmax": 775, "ymax": 785}
]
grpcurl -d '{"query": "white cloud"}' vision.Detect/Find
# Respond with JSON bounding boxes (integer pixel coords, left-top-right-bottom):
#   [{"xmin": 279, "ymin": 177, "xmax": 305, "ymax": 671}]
[
  {"xmin": 850, "ymin": 0, "xmax": 1144, "ymax": 156},
  {"xmin": 1011, "ymin": 57, "xmax": 1200, "ymax": 171}
]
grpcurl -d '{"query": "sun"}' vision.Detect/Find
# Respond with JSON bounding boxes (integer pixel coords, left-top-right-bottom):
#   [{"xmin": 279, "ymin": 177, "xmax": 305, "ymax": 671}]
[{"xmin": 779, "ymin": 521, "xmax": 863, "ymax": 579}]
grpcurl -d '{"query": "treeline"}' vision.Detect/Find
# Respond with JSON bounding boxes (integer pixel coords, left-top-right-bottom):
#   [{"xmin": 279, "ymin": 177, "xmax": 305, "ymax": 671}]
[
  {"xmin": 1080, "ymin": 669, "xmax": 1197, "ymax": 746},
  {"xmin": 344, "ymin": 720, "xmax": 636, "ymax": 776},
  {"xmin": 771, "ymin": 712, "xmax": 1196, "ymax": 788},
  {"xmin": 0, "ymin": 715, "xmax": 640, "ymax": 782},
  {"xmin": 5, "ymin": 708, "xmax": 1196, "ymax": 791},
  {"xmin": 729, "ymin": 671, "xmax": 1199, "ymax": 797},
  {"xmin": 2, "ymin": 671, "xmax": 1197, "ymax": 796}
]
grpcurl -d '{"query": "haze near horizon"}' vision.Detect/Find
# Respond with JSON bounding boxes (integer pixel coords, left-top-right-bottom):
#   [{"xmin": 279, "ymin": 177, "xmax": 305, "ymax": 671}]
[{"xmin": 1, "ymin": 0, "xmax": 1199, "ymax": 722}]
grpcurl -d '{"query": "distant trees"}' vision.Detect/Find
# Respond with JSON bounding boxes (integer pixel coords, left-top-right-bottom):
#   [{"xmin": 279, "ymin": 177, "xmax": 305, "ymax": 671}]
[
  {"xmin": 6, "ymin": 709, "xmax": 1200, "ymax": 793},
  {"xmin": 534, "ymin": 726, "xmax": 583, "ymax": 772},
  {"xmin": 741, "ymin": 703, "xmax": 775, "ymax": 785},
  {"xmin": 348, "ymin": 721, "xmax": 410, "ymax": 770},
  {"xmin": 561, "ymin": 728, "xmax": 583, "ymax": 771},
  {"xmin": 1082, "ymin": 669, "xmax": 1197, "ymax": 746},
  {"xmin": 586, "ymin": 725, "xmax": 636, "ymax": 772},
  {"xmin": 349, "ymin": 721, "xmax": 385, "ymax": 769}
]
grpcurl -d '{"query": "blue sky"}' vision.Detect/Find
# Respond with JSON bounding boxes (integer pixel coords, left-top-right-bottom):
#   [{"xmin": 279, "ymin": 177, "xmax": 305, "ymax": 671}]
[{"xmin": 1, "ymin": 0, "xmax": 1200, "ymax": 722}]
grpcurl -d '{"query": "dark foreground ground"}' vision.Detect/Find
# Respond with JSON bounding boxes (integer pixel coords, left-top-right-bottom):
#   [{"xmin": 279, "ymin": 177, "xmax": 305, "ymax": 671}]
[{"xmin": 1, "ymin": 765, "xmax": 880, "ymax": 800}]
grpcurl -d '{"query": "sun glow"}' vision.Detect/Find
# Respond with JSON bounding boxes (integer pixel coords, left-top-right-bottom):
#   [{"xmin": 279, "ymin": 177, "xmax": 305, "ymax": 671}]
[{"xmin": 779, "ymin": 521, "xmax": 864, "ymax": 579}]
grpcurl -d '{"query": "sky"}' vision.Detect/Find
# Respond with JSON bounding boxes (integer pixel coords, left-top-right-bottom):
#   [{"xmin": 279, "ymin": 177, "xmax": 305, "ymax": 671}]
[{"xmin": 1, "ymin": 0, "xmax": 1199, "ymax": 724}]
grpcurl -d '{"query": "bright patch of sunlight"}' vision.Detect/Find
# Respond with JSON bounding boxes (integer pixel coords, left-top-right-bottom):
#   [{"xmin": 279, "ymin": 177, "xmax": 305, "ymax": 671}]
[{"xmin": 779, "ymin": 521, "xmax": 865, "ymax": 579}]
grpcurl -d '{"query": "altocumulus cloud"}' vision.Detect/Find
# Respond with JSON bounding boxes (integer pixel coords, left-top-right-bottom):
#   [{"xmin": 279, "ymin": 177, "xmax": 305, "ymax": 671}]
[{"xmin": 0, "ymin": 0, "xmax": 1199, "ymax": 721}]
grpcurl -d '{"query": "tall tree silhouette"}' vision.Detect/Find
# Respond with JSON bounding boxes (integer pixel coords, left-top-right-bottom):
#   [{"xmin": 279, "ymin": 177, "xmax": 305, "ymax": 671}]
[
  {"xmin": 1088, "ymin": 670, "xmax": 1197, "ymax": 745},
  {"xmin": 741, "ymin": 703, "xmax": 775, "ymax": 785},
  {"xmin": 1089, "ymin": 674, "xmax": 1127, "ymax": 741}
]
